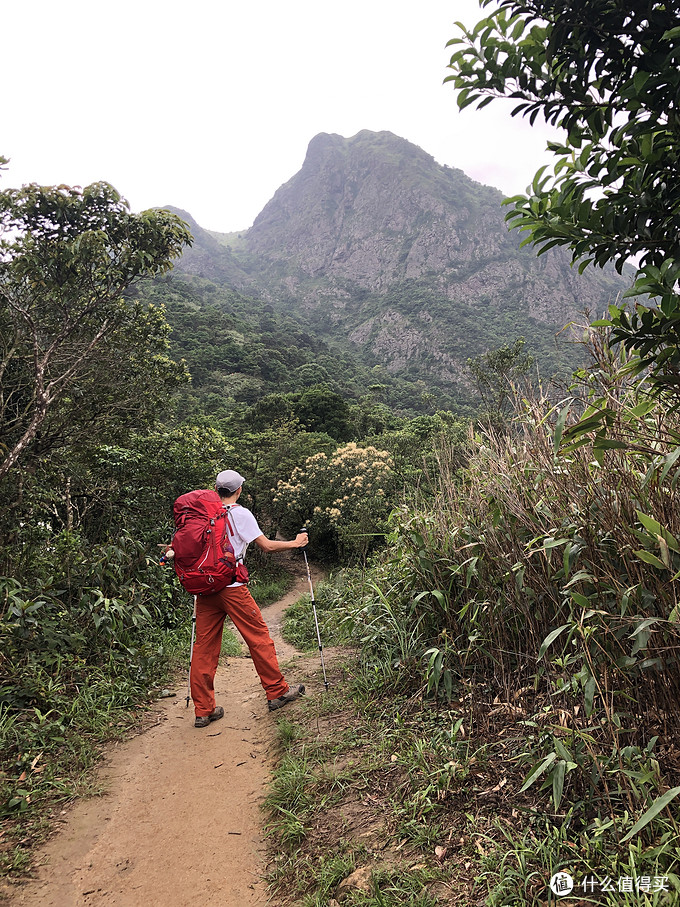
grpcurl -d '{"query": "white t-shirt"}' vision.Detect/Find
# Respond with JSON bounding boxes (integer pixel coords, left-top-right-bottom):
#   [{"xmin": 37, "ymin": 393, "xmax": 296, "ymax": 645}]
[{"xmin": 224, "ymin": 504, "xmax": 261, "ymax": 586}]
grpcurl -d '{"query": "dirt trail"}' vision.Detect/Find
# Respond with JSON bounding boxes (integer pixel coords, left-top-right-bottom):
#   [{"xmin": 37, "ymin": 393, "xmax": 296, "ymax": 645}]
[{"xmin": 6, "ymin": 573, "xmax": 318, "ymax": 907}]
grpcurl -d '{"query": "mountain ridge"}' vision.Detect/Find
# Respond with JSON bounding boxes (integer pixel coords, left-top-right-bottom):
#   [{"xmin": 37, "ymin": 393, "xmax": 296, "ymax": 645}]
[{"xmin": 166, "ymin": 130, "xmax": 629, "ymax": 406}]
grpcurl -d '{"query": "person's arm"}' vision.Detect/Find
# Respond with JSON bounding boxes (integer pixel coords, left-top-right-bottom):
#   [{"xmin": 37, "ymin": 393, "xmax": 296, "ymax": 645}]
[{"xmin": 254, "ymin": 532, "xmax": 308, "ymax": 553}]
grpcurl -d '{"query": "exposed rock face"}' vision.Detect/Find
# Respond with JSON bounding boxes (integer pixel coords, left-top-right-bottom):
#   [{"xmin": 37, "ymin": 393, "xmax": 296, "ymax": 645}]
[
  {"xmin": 249, "ymin": 131, "xmax": 500, "ymax": 289},
  {"xmin": 245, "ymin": 130, "xmax": 622, "ymax": 320},
  {"xmin": 173, "ymin": 130, "xmax": 629, "ymax": 403}
]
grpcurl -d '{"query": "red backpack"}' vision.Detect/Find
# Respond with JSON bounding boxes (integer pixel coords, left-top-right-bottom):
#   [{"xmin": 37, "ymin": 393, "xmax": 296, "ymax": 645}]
[{"xmin": 171, "ymin": 490, "xmax": 247, "ymax": 595}]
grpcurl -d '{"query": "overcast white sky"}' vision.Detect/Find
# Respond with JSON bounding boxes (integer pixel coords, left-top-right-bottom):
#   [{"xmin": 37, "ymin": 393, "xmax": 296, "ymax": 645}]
[{"xmin": 2, "ymin": 0, "xmax": 558, "ymax": 233}]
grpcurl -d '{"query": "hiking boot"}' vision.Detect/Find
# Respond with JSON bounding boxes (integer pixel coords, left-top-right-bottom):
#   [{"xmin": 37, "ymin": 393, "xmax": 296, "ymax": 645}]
[
  {"xmin": 194, "ymin": 706, "xmax": 224, "ymax": 728},
  {"xmin": 268, "ymin": 684, "xmax": 305, "ymax": 712}
]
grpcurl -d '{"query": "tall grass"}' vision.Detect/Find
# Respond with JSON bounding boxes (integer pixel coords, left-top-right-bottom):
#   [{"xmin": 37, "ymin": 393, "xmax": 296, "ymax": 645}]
[
  {"xmin": 409, "ymin": 337, "xmax": 680, "ymax": 746},
  {"xmin": 336, "ymin": 334, "xmax": 680, "ymax": 895}
]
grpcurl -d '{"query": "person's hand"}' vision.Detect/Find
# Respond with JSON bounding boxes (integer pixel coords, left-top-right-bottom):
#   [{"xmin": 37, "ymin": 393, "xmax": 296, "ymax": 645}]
[{"xmin": 294, "ymin": 532, "xmax": 309, "ymax": 548}]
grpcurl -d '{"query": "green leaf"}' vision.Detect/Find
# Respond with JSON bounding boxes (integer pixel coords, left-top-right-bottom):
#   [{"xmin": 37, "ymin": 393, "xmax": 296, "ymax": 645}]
[
  {"xmin": 443, "ymin": 671, "xmax": 453, "ymax": 701},
  {"xmin": 629, "ymin": 618, "xmax": 659, "ymax": 638},
  {"xmin": 560, "ymin": 436, "xmax": 593, "ymax": 454},
  {"xmin": 553, "ymin": 739, "xmax": 572, "ymax": 762},
  {"xmin": 542, "ymin": 538, "xmax": 570, "ymax": 550},
  {"xmin": 570, "ymin": 592, "xmax": 592, "ymax": 608},
  {"xmin": 637, "ymin": 511, "xmax": 663, "ymax": 537},
  {"xmin": 633, "ymin": 71, "xmax": 651, "ymax": 93},
  {"xmin": 431, "ymin": 590, "xmax": 447, "ymax": 611},
  {"xmin": 564, "ymin": 570, "xmax": 595, "ymax": 588},
  {"xmin": 629, "ymin": 400, "xmax": 656, "ymax": 419},
  {"xmin": 538, "ymin": 623, "xmax": 570, "ymax": 659},
  {"xmin": 520, "ymin": 752, "xmax": 557, "ymax": 793},
  {"xmin": 552, "ymin": 759, "xmax": 566, "ymax": 811},
  {"xmin": 584, "ymin": 675, "xmax": 596, "ymax": 716},
  {"xmin": 553, "ymin": 403, "xmax": 570, "ymax": 451},
  {"xmin": 621, "ymin": 786, "xmax": 680, "ymax": 842},
  {"xmin": 634, "ymin": 550, "xmax": 668, "ymax": 570},
  {"xmin": 593, "ymin": 439, "xmax": 628, "ymax": 451},
  {"xmin": 563, "ymin": 410, "xmax": 608, "ymax": 438},
  {"xmin": 660, "ymin": 447, "xmax": 680, "ymax": 485}
]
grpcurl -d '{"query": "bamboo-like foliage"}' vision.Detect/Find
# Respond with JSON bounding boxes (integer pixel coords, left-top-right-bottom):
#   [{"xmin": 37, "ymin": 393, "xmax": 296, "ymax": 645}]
[{"xmin": 382, "ymin": 331, "xmax": 680, "ymax": 751}]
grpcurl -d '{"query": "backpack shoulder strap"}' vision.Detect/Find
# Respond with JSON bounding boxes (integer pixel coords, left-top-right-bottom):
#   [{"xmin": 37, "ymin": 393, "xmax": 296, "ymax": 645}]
[
  {"xmin": 223, "ymin": 503, "xmax": 240, "ymax": 537},
  {"xmin": 223, "ymin": 504, "xmax": 248, "ymax": 563}
]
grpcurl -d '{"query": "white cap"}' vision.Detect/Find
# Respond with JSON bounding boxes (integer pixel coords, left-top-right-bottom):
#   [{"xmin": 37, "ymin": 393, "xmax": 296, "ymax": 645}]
[{"xmin": 215, "ymin": 469, "xmax": 245, "ymax": 493}]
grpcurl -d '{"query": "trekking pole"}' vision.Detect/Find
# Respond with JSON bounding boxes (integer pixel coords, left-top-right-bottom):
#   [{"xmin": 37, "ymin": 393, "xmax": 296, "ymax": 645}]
[
  {"xmin": 186, "ymin": 596, "xmax": 197, "ymax": 709},
  {"xmin": 301, "ymin": 529, "xmax": 329, "ymax": 691}
]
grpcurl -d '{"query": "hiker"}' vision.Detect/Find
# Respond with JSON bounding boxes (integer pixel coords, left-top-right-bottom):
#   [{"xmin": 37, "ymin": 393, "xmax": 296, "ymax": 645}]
[{"xmin": 189, "ymin": 469, "xmax": 309, "ymax": 728}]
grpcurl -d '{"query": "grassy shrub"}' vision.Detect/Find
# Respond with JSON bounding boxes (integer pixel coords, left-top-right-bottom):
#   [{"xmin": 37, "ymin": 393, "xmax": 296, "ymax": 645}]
[
  {"xmin": 248, "ymin": 558, "xmax": 296, "ymax": 608},
  {"xmin": 0, "ymin": 532, "xmax": 192, "ymax": 870},
  {"xmin": 334, "ymin": 336, "xmax": 680, "ymax": 898},
  {"xmin": 281, "ymin": 572, "xmax": 356, "ymax": 652}
]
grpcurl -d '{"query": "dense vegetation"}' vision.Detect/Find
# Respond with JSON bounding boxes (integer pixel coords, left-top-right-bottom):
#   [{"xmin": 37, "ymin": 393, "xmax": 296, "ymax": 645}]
[
  {"xmin": 0, "ymin": 181, "xmax": 211, "ymax": 869},
  {"xmin": 263, "ymin": 333, "xmax": 680, "ymax": 905},
  {"xmin": 138, "ymin": 270, "xmax": 487, "ymax": 420},
  {"xmin": 0, "ymin": 169, "xmax": 467, "ymax": 877}
]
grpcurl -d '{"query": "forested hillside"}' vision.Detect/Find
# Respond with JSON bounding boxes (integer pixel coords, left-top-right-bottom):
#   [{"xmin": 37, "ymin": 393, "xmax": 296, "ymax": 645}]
[
  {"xmin": 135, "ymin": 273, "xmax": 463, "ymax": 419},
  {"xmin": 170, "ymin": 129, "xmax": 631, "ymax": 409}
]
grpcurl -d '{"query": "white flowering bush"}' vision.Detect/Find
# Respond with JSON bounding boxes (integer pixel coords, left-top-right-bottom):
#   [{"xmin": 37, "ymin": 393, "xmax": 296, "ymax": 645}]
[{"xmin": 272, "ymin": 442, "xmax": 395, "ymax": 561}]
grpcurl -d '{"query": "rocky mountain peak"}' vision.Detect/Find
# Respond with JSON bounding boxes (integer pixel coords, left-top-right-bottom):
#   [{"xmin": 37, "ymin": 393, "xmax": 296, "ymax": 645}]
[
  {"xmin": 247, "ymin": 130, "xmax": 484, "ymax": 288},
  {"xmin": 173, "ymin": 129, "xmax": 630, "ymax": 405}
]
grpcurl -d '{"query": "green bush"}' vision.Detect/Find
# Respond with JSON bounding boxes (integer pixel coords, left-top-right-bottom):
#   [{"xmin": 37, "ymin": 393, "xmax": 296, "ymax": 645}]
[{"xmin": 273, "ymin": 442, "xmax": 396, "ymax": 562}]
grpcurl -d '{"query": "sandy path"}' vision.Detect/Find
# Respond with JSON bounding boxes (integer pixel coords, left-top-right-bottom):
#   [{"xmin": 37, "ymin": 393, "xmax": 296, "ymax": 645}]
[{"xmin": 5, "ymin": 573, "xmax": 317, "ymax": 907}]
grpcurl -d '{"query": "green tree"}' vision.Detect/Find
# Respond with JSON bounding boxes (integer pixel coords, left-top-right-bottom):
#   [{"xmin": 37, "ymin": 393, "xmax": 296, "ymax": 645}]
[
  {"xmin": 243, "ymin": 393, "xmax": 296, "ymax": 431},
  {"xmin": 447, "ymin": 1, "xmax": 680, "ymax": 395},
  {"xmin": 0, "ymin": 181, "xmax": 192, "ymax": 478},
  {"xmin": 466, "ymin": 337, "xmax": 534, "ymax": 422},
  {"xmin": 229, "ymin": 421, "xmax": 337, "ymax": 517},
  {"xmin": 365, "ymin": 411, "xmax": 469, "ymax": 490},
  {"xmin": 295, "ymin": 386, "xmax": 353, "ymax": 440}
]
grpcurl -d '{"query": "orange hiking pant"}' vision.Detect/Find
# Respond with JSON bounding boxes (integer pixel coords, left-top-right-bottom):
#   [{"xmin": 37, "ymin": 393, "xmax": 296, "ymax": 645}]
[{"xmin": 190, "ymin": 584, "xmax": 288, "ymax": 716}]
